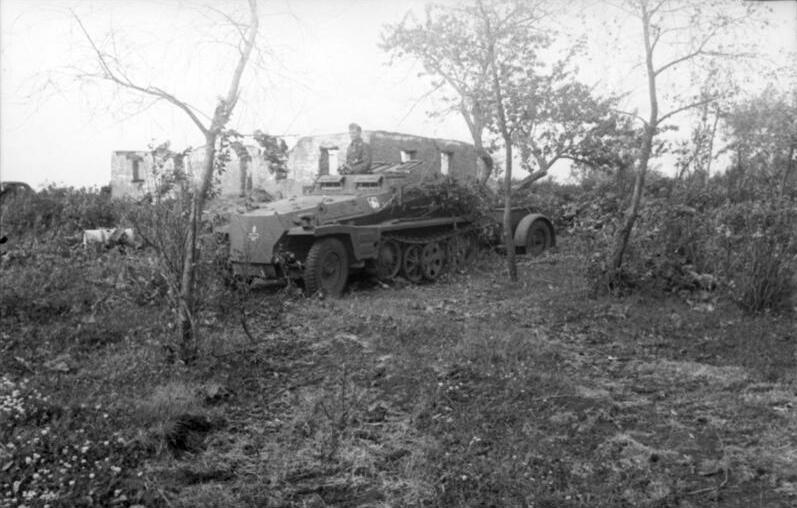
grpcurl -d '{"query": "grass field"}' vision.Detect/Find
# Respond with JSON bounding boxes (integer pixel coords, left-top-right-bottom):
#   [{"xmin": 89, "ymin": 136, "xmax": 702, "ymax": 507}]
[{"xmin": 2, "ymin": 235, "xmax": 795, "ymax": 507}]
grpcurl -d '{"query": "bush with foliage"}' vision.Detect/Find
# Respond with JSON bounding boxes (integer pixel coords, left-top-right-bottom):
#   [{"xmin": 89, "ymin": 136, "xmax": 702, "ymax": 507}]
[
  {"xmin": 584, "ymin": 180, "xmax": 796, "ymax": 312},
  {"xmin": 0, "ymin": 186, "xmax": 120, "ymax": 240},
  {"xmin": 399, "ymin": 176, "xmax": 495, "ymax": 219},
  {"xmin": 707, "ymin": 198, "xmax": 796, "ymax": 312}
]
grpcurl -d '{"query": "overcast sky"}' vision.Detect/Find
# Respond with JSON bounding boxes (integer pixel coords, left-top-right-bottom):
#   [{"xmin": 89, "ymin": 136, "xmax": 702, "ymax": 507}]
[{"xmin": 1, "ymin": 0, "xmax": 795, "ymax": 188}]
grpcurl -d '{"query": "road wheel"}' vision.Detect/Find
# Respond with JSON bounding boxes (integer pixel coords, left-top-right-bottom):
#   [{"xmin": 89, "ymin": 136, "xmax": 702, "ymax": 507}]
[
  {"xmin": 446, "ymin": 235, "xmax": 467, "ymax": 272},
  {"xmin": 401, "ymin": 244, "xmax": 424, "ymax": 283},
  {"xmin": 304, "ymin": 238, "xmax": 349, "ymax": 297},
  {"xmin": 421, "ymin": 241, "xmax": 446, "ymax": 280},
  {"xmin": 376, "ymin": 240, "xmax": 401, "ymax": 281},
  {"xmin": 525, "ymin": 220, "xmax": 552, "ymax": 256}
]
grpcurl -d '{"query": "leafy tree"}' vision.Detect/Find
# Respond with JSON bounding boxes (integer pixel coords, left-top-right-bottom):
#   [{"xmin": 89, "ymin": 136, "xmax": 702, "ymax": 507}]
[
  {"xmin": 384, "ymin": 0, "xmax": 557, "ymax": 280},
  {"xmin": 568, "ymin": 116, "xmax": 642, "ymax": 191},
  {"xmin": 506, "ymin": 69, "xmax": 633, "ymax": 191},
  {"xmin": 383, "ymin": 0, "xmax": 623, "ymax": 281},
  {"xmin": 73, "ymin": 0, "xmax": 260, "ymax": 361},
  {"xmin": 382, "ymin": 2, "xmax": 511, "ymax": 184},
  {"xmin": 721, "ymin": 87, "xmax": 797, "ymax": 198}
]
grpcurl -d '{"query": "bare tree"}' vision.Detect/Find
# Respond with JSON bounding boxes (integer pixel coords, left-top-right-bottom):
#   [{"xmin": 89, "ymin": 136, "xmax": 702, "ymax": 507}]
[
  {"xmin": 607, "ymin": 0, "xmax": 760, "ymax": 280},
  {"xmin": 73, "ymin": 0, "xmax": 260, "ymax": 361}
]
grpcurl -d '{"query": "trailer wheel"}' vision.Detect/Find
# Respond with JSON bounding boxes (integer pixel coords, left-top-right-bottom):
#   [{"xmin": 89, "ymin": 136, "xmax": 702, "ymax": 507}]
[
  {"xmin": 401, "ymin": 244, "xmax": 424, "ymax": 283},
  {"xmin": 524, "ymin": 219, "xmax": 553, "ymax": 256},
  {"xmin": 304, "ymin": 238, "xmax": 349, "ymax": 297}
]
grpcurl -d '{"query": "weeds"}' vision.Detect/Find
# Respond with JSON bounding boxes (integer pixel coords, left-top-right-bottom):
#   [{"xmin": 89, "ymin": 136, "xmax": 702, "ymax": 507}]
[
  {"xmin": 0, "ymin": 185, "xmax": 119, "ymax": 240},
  {"xmin": 584, "ymin": 184, "xmax": 796, "ymax": 312},
  {"xmin": 0, "ymin": 376, "xmax": 153, "ymax": 508},
  {"xmin": 2, "ymin": 176, "xmax": 795, "ymax": 507},
  {"xmin": 709, "ymin": 199, "xmax": 796, "ymax": 312}
]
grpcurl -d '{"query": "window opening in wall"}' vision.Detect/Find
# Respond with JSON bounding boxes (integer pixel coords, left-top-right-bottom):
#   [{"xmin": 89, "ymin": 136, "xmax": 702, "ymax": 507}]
[
  {"xmin": 129, "ymin": 155, "xmax": 144, "ymax": 183},
  {"xmin": 319, "ymin": 147, "xmax": 340, "ymax": 175},
  {"xmin": 400, "ymin": 150, "xmax": 417, "ymax": 163},
  {"xmin": 440, "ymin": 151, "xmax": 453, "ymax": 176},
  {"xmin": 327, "ymin": 148, "xmax": 340, "ymax": 175},
  {"xmin": 319, "ymin": 148, "xmax": 331, "ymax": 176}
]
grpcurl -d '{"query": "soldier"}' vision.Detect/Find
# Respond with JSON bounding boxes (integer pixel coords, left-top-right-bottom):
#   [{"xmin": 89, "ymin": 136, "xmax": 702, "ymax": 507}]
[{"xmin": 341, "ymin": 123, "xmax": 372, "ymax": 174}]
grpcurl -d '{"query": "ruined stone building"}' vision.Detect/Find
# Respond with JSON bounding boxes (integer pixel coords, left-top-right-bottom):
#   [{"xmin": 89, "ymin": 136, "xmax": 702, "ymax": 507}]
[
  {"xmin": 110, "ymin": 145, "xmax": 284, "ymax": 200},
  {"xmin": 289, "ymin": 130, "xmax": 482, "ymax": 182},
  {"xmin": 110, "ymin": 131, "xmax": 482, "ymax": 199}
]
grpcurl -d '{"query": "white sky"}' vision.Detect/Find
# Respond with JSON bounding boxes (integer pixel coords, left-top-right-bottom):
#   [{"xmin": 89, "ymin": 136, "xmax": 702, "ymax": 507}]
[{"xmin": 1, "ymin": 0, "xmax": 795, "ymax": 188}]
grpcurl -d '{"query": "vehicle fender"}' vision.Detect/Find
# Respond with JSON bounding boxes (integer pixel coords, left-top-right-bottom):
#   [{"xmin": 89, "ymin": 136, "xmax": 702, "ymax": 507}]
[
  {"xmin": 513, "ymin": 213, "xmax": 555, "ymax": 248},
  {"xmin": 287, "ymin": 225, "xmax": 379, "ymax": 261}
]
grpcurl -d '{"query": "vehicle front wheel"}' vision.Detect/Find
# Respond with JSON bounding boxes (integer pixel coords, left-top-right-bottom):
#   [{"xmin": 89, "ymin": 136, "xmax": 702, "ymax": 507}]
[{"xmin": 304, "ymin": 238, "xmax": 350, "ymax": 297}]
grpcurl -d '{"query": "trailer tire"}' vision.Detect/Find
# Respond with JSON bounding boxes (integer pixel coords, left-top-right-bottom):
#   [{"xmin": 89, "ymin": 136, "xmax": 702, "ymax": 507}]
[
  {"xmin": 515, "ymin": 216, "xmax": 554, "ymax": 256},
  {"xmin": 304, "ymin": 238, "xmax": 349, "ymax": 297}
]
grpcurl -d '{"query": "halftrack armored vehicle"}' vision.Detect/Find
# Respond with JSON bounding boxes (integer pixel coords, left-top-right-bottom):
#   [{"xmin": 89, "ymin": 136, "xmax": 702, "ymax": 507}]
[{"xmin": 228, "ymin": 159, "xmax": 554, "ymax": 296}]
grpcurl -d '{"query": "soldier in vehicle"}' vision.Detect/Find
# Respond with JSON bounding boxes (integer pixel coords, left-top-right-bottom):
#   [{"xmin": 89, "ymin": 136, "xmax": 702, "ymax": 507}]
[{"xmin": 341, "ymin": 122, "xmax": 372, "ymax": 174}]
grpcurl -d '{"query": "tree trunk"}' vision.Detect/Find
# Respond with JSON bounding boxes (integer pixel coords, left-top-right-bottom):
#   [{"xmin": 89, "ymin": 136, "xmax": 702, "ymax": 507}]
[
  {"xmin": 609, "ymin": 1, "xmax": 658, "ymax": 279},
  {"xmin": 177, "ymin": 137, "xmax": 217, "ymax": 362},
  {"xmin": 503, "ymin": 142, "xmax": 517, "ymax": 281},
  {"xmin": 610, "ymin": 123, "xmax": 654, "ymax": 272},
  {"xmin": 459, "ymin": 102, "xmax": 494, "ymax": 185},
  {"xmin": 616, "ymin": 161, "xmax": 627, "ymax": 192},
  {"xmin": 477, "ymin": 147, "xmax": 494, "ymax": 184},
  {"xmin": 178, "ymin": 193, "xmax": 199, "ymax": 362}
]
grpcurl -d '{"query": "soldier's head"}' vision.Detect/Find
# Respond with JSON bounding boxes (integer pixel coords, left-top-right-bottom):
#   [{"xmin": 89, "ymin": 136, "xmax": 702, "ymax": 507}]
[{"xmin": 348, "ymin": 123, "xmax": 362, "ymax": 141}]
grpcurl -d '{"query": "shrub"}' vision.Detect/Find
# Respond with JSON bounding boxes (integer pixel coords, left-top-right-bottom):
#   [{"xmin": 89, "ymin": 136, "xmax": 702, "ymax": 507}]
[
  {"xmin": 401, "ymin": 176, "xmax": 495, "ymax": 219},
  {"xmin": 122, "ymin": 194, "xmax": 237, "ymax": 360},
  {"xmin": 707, "ymin": 199, "xmax": 796, "ymax": 312},
  {"xmin": 0, "ymin": 186, "xmax": 120, "ymax": 239},
  {"xmin": 0, "ymin": 241, "xmax": 166, "ymax": 331},
  {"xmin": 585, "ymin": 187, "xmax": 796, "ymax": 312},
  {"xmin": 509, "ymin": 179, "xmax": 584, "ymax": 232}
]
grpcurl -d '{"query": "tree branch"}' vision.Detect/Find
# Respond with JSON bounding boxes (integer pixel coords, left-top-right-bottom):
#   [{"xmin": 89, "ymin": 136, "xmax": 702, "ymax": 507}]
[
  {"xmin": 212, "ymin": 0, "xmax": 260, "ymax": 133},
  {"xmin": 398, "ymin": 80, "xmax": 446, "ymax": 125},
  {"xmin": 653, "ymin": 24, "xmax": 720, "ymax": 77},
  {"xmin": 514, "ymin": 168, "xmax": 550, "ymax": 191},
  {"xmin": 205, "ymin": 5, "xmax": 249, "ymax": 44},
  {"xmin": 611, "ymin": 108, "xmax": 649, "ymax": 127},
  {"xmin": 658, "ymin": 96, "xmax": 720, "ymax": 124},
  {"xmin": 647, "ymin": 0, "xmax": 667, "ymax": 17},
  {"xmin": 71, "ymin": 10, "xmax": 210, "ymax": 136}
]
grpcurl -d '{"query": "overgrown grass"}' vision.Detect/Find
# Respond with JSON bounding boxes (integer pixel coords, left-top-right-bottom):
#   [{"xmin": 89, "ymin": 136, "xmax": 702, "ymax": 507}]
[{"xmin": 2, "ymin": 184, "xmax": 796, "ymax": 507}]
